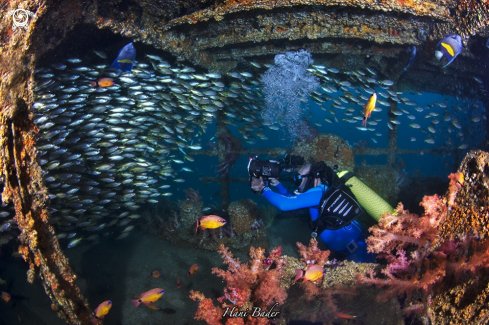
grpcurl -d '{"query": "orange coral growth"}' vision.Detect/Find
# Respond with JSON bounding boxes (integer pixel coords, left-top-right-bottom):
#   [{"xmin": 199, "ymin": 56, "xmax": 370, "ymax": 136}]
[
  {"xmin": 39, "ymin": 210, "xmax": 49, "ymax": 223},
  {"xmin": 19, "ymin": 245, "xmax": 30, "ymax": 261},
  {"xmin": 22, "ymin": 131, "xmax": 36, "ymax": 149},
  {"xmin": 34, "ymin": 252, "xmax": 41, "ymax": 267}
]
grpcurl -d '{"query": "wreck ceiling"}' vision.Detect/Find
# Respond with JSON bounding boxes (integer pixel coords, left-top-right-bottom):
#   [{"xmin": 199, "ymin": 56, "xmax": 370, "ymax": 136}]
[{"xmin": 21, "ymin": 0, "xmax": 487, "ymax": 100}]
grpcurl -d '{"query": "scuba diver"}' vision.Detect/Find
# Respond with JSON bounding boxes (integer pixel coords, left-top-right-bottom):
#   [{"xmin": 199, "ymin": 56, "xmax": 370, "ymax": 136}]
[{"xmin": 248, "ymin": 155, "xmax": 377, "ymax": 263}]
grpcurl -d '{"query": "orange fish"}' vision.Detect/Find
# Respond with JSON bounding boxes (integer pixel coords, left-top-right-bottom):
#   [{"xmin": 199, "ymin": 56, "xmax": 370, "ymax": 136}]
[
  {"xmin": 90, "ymin": 300, "xmax": 112, "ymax": 324},
  {"xmin": 332, "ymin": 311, "xmax": 356, "ymax": 319},
  {"xmin": 176, "ymin": 276, "xmax": 182, "ymax": 289},
  {"xmin": 195, "ymin": 215, "xmax": 226, "ymax": 234},
  {"xmin": 151, "ymin": 270, "xmax": 161, "ymax": 278},
  {"xmin": 187, "ymin": 264, "xmax": 199, "ymax": 278},
  {"xmin": 1, "ymin": 291, "xmax": 10, "ymax": 303},
  {"xmin": 90, "ymin": 78, "xmax": 115, "ymax": 88},
  {"xmin": 362, "ymin": 92, "xmax": 377, "ymax": 127},
  {"xmin": 302, "ymin": 265, "xmax": 325, "ymax": 283},
  {"xmin": 131, "ymin": 288, "xmax": 165, "ymax": 308}
]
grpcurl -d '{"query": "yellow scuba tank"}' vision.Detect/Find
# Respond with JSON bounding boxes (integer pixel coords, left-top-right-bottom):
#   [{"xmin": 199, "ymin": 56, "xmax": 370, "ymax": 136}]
[{"xmin": 336, "ymin": 171, "xmax": 394, "ymax": 222}]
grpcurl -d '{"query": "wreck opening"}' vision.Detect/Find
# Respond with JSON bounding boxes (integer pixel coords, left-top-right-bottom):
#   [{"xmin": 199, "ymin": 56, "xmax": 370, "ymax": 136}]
[{"xmin": 0, "ymin": 0, "xmax": 488, "ymax": 324}]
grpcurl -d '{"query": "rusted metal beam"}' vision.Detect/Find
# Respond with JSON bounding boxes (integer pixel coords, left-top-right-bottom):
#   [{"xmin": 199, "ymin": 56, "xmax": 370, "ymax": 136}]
[
  {"xmin": 352, "ymin": 147, "xmax": 460, "ymax": 156},
  {"xmin": 195, "ymin": 147, "xmax": 461, "ymax": 157},
  {"xmin": 215, "ymin": 112, "xmax": 231, "ymax": 208},
  {"xmin": 195, "ymin": 148, "xmax": 288, "ymax": 157},
  {"xmin": 0, "ymin": 1, "xmax": 93, "ymax": 324}
]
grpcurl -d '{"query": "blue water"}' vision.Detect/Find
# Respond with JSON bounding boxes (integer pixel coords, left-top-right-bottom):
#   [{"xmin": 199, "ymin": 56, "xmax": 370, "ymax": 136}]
[{"xmin": 195, "ymin": 88, "xmax": 485, "ymax": 207}]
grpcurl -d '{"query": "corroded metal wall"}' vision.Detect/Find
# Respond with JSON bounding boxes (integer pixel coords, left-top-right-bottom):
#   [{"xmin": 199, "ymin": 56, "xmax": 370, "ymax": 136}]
[{"xmin": 0, "ymin": 1, "xmax": 93, "ymax": 324}]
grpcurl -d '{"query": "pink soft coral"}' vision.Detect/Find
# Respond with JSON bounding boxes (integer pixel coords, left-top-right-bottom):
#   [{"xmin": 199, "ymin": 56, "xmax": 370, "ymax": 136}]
[
  {"xmin": 191, "ymin": 244, "xmax": 287, "ymax": 324},
  {"xmin": 359, "ymin": 189, "xmax": 489, "ymax": 318}
]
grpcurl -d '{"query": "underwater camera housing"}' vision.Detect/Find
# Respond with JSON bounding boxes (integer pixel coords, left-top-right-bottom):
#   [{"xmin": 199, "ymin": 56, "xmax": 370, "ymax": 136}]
[{"xmin": 248, "ymin": 154, "xmax": 304, "ymax": 178}]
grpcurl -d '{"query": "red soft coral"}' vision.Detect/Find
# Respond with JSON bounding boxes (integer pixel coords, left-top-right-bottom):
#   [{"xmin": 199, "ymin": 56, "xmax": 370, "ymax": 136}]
[
  {"xmin": 190, "ymin": 290, "xmax": 224, "ymax": 325},
  {"xmin": 253, "ymin": 269, "xmax": 287, "ymax": 307},
  {"xmin": 296, "ymin": 238, "xmax": 330, "ymax": 266},
  {"xmin": 212, "ymin": 245, "xmax": 257, "ymax": 294}
]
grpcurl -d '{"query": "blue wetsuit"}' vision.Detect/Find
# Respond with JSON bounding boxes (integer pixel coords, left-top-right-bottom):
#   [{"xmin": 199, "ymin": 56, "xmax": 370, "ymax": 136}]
[{"xmin": 262, "ymin": 183, "xmax": 376, "ymax": 263}]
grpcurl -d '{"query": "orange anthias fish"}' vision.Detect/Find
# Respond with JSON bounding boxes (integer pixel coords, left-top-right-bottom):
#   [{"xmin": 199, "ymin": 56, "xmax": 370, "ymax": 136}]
[
  {"xmin": 176, "ymin": 276, "xmax": 182, "ymax": 289},
  {"xmin": 90, "ymin": 300, "xmax": 112, "ymax": 324},
  {"xmin": 131, "ymin": 288, "xmax": 165, "ymax": 308},
  {"xmin": 195, "ymin": 215, "xmax": 226, "ymax": 234},
  {"xmin": 302, "ymin": 265, "xmax": 325, "ymax": 283},
  {"xmin": 151, "ymin": 270, "xmax": 161, "ymax": 278},
  {"xmin": 1, "ymin": 291, "xmax": 11, "ymax": 303},
  {"xmin": 362, "ymin": 92, "xmax": 377, "ymax": 127},
  {"xmin": 90, "ymin": 78, "xmax": 115, "ymax": 88},
  {"xmin": 187, "ymin": 264, "xmax": 199, "ymax": 278}
]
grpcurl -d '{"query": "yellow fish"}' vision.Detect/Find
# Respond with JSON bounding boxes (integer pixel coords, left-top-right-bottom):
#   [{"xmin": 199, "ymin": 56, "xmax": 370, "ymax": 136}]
[
  {"xmin": 362, "ymin": 93, "xmax": 377, "ymax": 127},
  {"xmin": 302, "ymin": 265, "xmax": 325, "ymax": 283},
  {"xmin": 131, "ymin": 288, "xmax": 165, "ymax": 308},
  {"xmin": 457, "ymin": 172, "xmax": 464, "ymax": 185},
  {"xmin": 90, "ymin": 300, "xmax": 112, "ymax": 324},
  {"xmin": 195, "ymin": 215, "xmax": 226, "ymax": 234}
]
